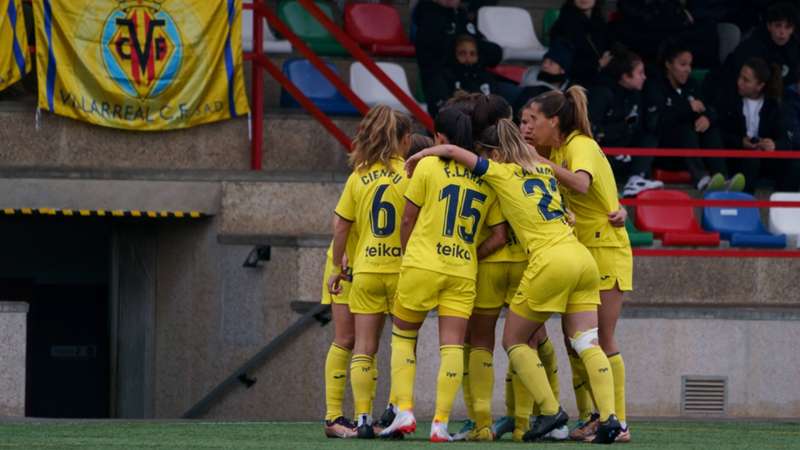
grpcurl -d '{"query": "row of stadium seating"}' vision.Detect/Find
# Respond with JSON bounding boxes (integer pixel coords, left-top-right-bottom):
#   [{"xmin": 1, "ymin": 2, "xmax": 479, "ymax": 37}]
[{"xmin": 626, "ymin": 191, "xmax": 800, "ymax": 248}]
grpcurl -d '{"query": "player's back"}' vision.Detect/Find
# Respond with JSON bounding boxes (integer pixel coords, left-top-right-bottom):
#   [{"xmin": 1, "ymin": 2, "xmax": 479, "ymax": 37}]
[{"xmin": 402, "ymin": 157, "xmax": 498, "ymax": 280}]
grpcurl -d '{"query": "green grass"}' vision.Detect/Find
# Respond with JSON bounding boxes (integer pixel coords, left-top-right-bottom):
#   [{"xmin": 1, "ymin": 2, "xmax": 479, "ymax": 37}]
[{"xmin": 0, "ymin": 420, "xmax": 798, "ymax": 449}]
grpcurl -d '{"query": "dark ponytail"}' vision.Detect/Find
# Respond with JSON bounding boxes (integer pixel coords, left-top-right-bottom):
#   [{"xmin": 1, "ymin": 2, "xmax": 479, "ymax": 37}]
[
  {"xmin": 743, "ymin": 57, "xmax": 783, "ymax": 100},
  {"xmin": 530, "ymin": 85, "xmax": 593, "ymax": 139},
  {"xmin": 435, "ymin": 107, "xmax": 475, "ymax": 152}
]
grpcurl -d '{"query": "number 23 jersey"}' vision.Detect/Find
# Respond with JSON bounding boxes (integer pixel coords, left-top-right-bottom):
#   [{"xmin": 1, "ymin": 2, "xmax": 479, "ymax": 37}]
[
  {"xmin": 402, "ymin": 157, "xmax": 501, "ymax": 280},
  {"xmin": 335, "ymin": 158, "xmax": 408, "ymax": 275}
]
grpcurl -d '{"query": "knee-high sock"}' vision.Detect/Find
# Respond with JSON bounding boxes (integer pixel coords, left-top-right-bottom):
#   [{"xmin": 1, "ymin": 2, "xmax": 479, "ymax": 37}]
[
  {"xmin": 608, "ymin": 353, "xmax": 626, "ymax": 424},
  {"xmin": 468, "ymin": 347, "xmax": 494, "ymax": 429},
  {"xmin": 504, "ymin": 365, "xmax": 515, "ymax": 418},
  {"xmin": 579, "ymin": 347, "xmax": 615, "ymax": 422},
  {"xmin": 511, "ymin": 367, "xmax": 534, "ymax": 432},
  {"xmin": 507, "ymin": 344, "xmax": 559, "ymax": 416},
  {"xmin": 351, "ymin": 354, "xmax": 376, "ymax": 418},
  {"xmin": 390, "ymin": 326, "xmax": 418, "ymax": 411},
  {"xmin": 433, "ymin": 345, "xmax": 464, "ymax": 423},
  {"xmin": 324, "ymin": 343, "xmax": 352, "ymax": 421},
  {"xmin": 461, "ymin": 344, "xmax": 475, "ymax": 421},
  {"xmin": 371, "ymin": 358, "xmax": 379, "ymax": 405},
  {"xmin": 538, "ymin": 338, "xmax": 560, "ymax": 401},
  {"xmin": 568, "ymin": 353, "xmax": 596, "ymax": 421}
]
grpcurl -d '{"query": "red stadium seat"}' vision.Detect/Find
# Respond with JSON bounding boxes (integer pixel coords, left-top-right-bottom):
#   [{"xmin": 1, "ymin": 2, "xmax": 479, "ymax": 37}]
[
  {"xmin": 635, "ymin": 190, "xmax": 721, "ymax": 246},
  {"xmin": 487, "ymin": 64, "xmax": 527, "ymax": 84},
  {"xmin": 653, "ymin": 169, "xmax": 692, "ymax": 184},
  {"xmin": 344, "ymin": 3, "xmax": 415, "ymax": 57}
]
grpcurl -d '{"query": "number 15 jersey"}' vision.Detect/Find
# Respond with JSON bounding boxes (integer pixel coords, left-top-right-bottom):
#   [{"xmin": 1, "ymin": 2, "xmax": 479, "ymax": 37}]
[
  {"xmin": 335, "ymin": 158, "xmax": 408, "ymax": 275},
  {"xmin": 402, "ymin": 157, "xmax": 501, "ymax": 281}
]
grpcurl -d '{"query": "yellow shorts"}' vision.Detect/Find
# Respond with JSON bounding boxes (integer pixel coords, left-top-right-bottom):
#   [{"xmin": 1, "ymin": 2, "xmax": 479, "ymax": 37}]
[
  {"xmin": 588, "ymin": 246, "xmax": 633, "ymax": 292},
  {"xmin": 349, "ymin": 272, "xmax": 399, "ymax": 314},
  {"xmin": 393, "ymin": 267, "xmax": 476, "ymax": 322},
  {"xmin": 320, "ymin": 255, "xmax": 351, "ymax": 305},
  {"xmin": 475, "ymin": 261, "xmax": 526, "ymax": 311},
  {"xmin": 510, "ymin": 241, "xmax": 600, "ymax": 322}
]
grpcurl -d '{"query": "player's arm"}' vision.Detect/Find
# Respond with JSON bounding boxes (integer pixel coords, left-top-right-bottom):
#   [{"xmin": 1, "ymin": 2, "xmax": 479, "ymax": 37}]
[
  {"xmin": 328, "ymin": 214, "xmax": 353, "ymax": 294},
  {"xmin": 405, "ymin": 144, "xmax": 479, "ymax": 176},
  {"xmin": 400, "ymin": 200, "xmax": 420, "ymax": 252},
  {"xmin": 536, "ymin": 154, "xmax": 592, "ymax": 194},
  {"xmin": 477, "ymin": 222, "xmax": 508, "ymax": 260}
]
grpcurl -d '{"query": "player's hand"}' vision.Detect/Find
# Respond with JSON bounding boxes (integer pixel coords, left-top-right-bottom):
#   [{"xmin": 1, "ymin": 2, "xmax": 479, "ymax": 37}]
[
  {"xmin": 565, "ymin": 208, "xmax": 577, "ymax": 226},
  {"xmin": 694, "ymin": 116, "xmax": 710, "ymax": 133},
  {"xmin": 608, "ymin": 207, "xmax": 628, "ymax": 228},
  {"xmin": 405, "ymin": 150, "xmax": 429, "ymax": 177},
  {"xmin": 327, "ymin": 273, "xmax": 343, "ymax": 295}
]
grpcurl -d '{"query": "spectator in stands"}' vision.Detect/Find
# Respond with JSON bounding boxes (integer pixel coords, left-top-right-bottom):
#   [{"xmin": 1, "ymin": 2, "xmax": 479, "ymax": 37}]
[
  {"xmin": 443, "ymin": 35, "xmax": 496, "ymax": 97},
  {"xmin": 613, "ymin": 0, "xmax": 719, "ymax": 68},
  {"xmin": 413, "ymin": 0, "xmax": 503, "ymax": 116},
  {"xmin": 513, "ymin": 40, "xmax": 573, "ymax": 112},
  {"xmin": 549, "ymin": 0, "xmax": 612, "ymax": 87},
  {"xmin": 718, "ymin": 58, "xmax": 799, "ymax": 192},
  {"xmin": 588, "ymin": 48, "xmax": 663, "ymax": 197},
  {"xmin": 644, "ymin": 40, "xmax": 732, "ymax": 191}
]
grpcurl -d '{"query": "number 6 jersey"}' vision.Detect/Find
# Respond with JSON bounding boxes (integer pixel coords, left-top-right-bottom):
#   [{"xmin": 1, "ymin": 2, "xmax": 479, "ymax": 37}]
[
  {"xmin": 402, "ymin": 157, "xmax": 501, "ymax": 280},
  {"xmin": 334, "ymin": 158, "xmax": 409, "ymax": 275}
]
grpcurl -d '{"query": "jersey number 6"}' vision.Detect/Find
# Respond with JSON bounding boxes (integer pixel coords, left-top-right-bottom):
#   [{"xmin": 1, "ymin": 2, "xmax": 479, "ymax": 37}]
[{"xmin": 371, "ymin": 184, "xmax": 396, "ymax": 236}]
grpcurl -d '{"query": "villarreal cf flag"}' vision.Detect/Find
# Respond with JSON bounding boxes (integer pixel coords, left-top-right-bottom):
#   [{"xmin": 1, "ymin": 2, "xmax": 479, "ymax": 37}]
[
  {"xmin": 33, "ymin": 0, "xmax": 249, "ymax": 130},
  {"xmin": 0, "ymin": 0, "xmax": 30, "ymax": 92}
]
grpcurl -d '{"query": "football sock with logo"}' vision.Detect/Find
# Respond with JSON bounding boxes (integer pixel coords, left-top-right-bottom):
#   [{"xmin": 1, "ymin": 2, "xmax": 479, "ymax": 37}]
[
  {"xmin": 433, "ymin": 345, "xmax": 464, "ymax": 423},
  {"xmin": 579, "ymin": 347, "xmax": 615, "ymax": 422},
  {"xmin": 569, "ymin": 353, "xmax": 596, "ymax": 421},
  {"xmin": 507, "ymin": 344, "xmax": 559, "ymax": 416},
  {"xmin": 538, "ymin": 338, "xmax": 560, "ymax": 401},
  {"xmin": 351, "ymin": 354, "xmax": 376, "ymax": 418},
  {"xmin": 461, "ymin": 344, "xmax": 476, "ymax": 421},
  {"xmin": 511, "ymin": 367, "xmax": 534, "ymax": 432},
  {"xmin": 390, "ymin": 325, "xmax": 418, "ymax": 411},
  {"xmin": 504, "ymin": 365, "xmax": 515, "ymax": 417},
  {"xmin": 468, "ymin": 347, "xmax": 494, "ymax": 429},
  {"xmin": 608, "ymin": 353, "xmax": 626, "ymax": 425},
  {"xmin": 324, "ymin": 343, "xmax": 352, "ymax": 421}
]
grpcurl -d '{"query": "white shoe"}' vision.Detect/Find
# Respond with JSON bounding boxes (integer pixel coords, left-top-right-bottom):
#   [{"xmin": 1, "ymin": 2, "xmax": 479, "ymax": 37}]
[
  {"xmin": 430, "ymin": 420, "xmax": 453, "ymax": 443},
  {"xmin": 544, "ymin": 424, "xmax": 569, "ymax": 440},
  {"xmin": 623, "ymin": 175, "xmax": 664, "ymax": 197},
  {"xmin": 378, "ymin": 410, "xmax": 416, "ymax": 437}
]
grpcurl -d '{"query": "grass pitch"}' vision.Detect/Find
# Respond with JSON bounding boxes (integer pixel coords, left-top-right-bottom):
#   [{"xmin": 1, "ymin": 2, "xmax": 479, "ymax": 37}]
[{"xmin": 0, "ymin": 420, "xmax": 798, "ymax": 449}]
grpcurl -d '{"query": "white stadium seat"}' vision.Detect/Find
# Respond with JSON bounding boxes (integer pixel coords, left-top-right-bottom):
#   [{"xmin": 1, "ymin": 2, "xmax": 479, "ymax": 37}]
[
  {"xmin": 477, "ymin": 6, "xmax": 547, "ymax": 62},
  {"xmin": 350, "ymin": 62, "xmax": 426, "ymax": 114},
  {"xmin": 242, "ymin": 6, "xmax": 293, "ymax": 54},
  {"xmin": 768, "ymin": 192, "xmax": 800, "ymax": 248}
]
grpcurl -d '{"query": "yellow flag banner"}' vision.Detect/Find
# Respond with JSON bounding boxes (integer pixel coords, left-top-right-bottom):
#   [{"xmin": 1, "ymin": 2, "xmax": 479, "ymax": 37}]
[
  {"xmin": 0, "ymin": 0, "xmax": 30, "ymax": 91},
  {"xmin": 33, "ymin": 0, "xmax": 250, "ymax": 130}
]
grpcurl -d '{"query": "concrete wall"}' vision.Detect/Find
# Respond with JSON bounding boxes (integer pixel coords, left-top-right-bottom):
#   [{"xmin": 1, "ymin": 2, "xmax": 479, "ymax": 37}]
[{"xmin": 0, "ymin": 302, "xmax": 27, "ymax": 417}]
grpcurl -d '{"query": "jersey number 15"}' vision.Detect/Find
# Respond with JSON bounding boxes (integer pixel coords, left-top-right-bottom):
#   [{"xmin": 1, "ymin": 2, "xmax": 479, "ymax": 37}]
[{"xmin": 439, "ymin": 184, "xmax": 487, "ymax": 244}]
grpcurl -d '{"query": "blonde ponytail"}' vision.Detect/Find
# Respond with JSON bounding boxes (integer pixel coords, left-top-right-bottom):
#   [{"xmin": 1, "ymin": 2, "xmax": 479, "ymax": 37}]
[
  {"xmin": 565, "ymin": 85, "xmax": 593, "ymax": 138},
  {"xmin": 496, "ymin": 119, "xmax": 538, "ymax": 173}
]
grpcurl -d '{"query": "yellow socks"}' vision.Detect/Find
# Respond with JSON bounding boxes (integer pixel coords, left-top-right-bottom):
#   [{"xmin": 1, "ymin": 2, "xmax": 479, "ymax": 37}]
[
  {"xmin": 324, "ymin": 343, "xmax": 352, "ymax": 421},
  {"xmin": 507, "ymin": 344, "xmax": 559, "ymax": 416},
  {"xmin": 504, "ymin": 365, "xmax": 515, "ymax": 417},
  {"xmin": 511, "ymin": 367, "xmax": 533, "ymax": 432},
  {"xmin": 433, "ymin": 345, "xmax": 464, "ymax": 423},
  {"xmin": 351, "ymin": 354, "xmax": 375, "ymax": 418},
  {"xmin": 390, "ymin": 325, "xmax": 418, "ymax": 411},
  {"xmin": 579, "ymin": 346, "xmax": 615, "ymax": 421},
  {"xmin": 608, "ymin": 353, "xmax": 626, "ymax": 424},
  {"xmin": 568, "ymin": 353, "xmax": 595, "ymax": 421},
  {"xmin": 468, "ymin": 347, "xmax": 494, "ymax": 429},
  {"xmin": 461, "ymin": 344, "xmax": 475, "ymax": 421},
  {"xmin": 538, "ymin": 338, "xmax": 560, "ymax": 401}
]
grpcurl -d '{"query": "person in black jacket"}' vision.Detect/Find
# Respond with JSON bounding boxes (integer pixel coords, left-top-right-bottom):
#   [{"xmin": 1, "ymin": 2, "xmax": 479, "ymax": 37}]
[
  {"xmin": 589, "ymin": 48, "xmax": 663, "ymax": 196},
  {"xmin": 413, "ymin": 0, "xmax": 503, "ymax": 117},
  {"xmin": 718, "ymin": 57, "xmax": 799, "ymax": 192},
  {"xmin": 513, "ymin": 39, "xmax": 574, "ymax": 112},
  {"xmin": 644, "ymin": 40, "xmax": 731, "ymax": 190},
  {"xmin": 549, "ymin": 0, "xmax": 612, "ymax": 87},
  {"xmin": 443, "ymin": 35, "xmax": 497, "ymax": 97}
]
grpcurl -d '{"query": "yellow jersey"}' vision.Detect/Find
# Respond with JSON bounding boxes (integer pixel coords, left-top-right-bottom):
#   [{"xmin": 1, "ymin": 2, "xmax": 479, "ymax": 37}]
[
  {"xmin": 550, "ymin": 131, "xmax": 630, "ymax": 248},
  {"xmin": 403, "ymin": 157, "xmax": 501, "ymax": 280},
  {"xmin": 473, "ymin": 159, "xmax": 577, "ymax": 257},
  {"xmin": 325, "ymin": 228, "xmax": 359, "ymax": 270},
  {"xmin": 334, "ymin": 158, "xmax": 408, "ymax": 274},
  {"xmin": 478, "ymin": 216, "xmax": 527, "ymax": 263}
]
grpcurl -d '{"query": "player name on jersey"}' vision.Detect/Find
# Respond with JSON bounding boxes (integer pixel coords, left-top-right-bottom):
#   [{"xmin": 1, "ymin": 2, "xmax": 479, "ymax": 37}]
[
  {"xmin": 360, "ymin": 168, "xmax": 403, "ymax": 186},
  {"xmin": 442, "ymin": 164, "xmax": 485, "ymax": 186}
]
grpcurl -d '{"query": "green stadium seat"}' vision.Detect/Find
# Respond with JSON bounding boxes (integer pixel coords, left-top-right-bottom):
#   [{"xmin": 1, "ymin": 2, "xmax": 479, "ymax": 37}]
[
  {"xmin": 542, "ymin": 8, "xmax": 559, "ymax": 46},
  {"xmin": 278, "ymin": 0, "xmax": 347, "ymax": 56},
  {"xmin": 626, "ymin": 217, "xmax": 654, "ymax": 247},
  {"xmin": 690, "ymin": 68, "xmax": 709, "ymax": 84}
]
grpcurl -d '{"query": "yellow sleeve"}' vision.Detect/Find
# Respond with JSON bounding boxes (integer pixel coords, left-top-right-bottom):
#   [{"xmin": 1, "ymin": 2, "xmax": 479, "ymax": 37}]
[
  {"xmin": 486, "ymin": 199, "xmax": 504, "ymax": 227},
  {"xmin": 566, "ymin": 140, "xmax": 601, "ymax": 180},
  {"xmin": 404, "ymin": 159, "xmax": 429, "ymax": 207},
  {"xmin": 334, "ymin": 173, "xmax": 358, "ymax": 221}
]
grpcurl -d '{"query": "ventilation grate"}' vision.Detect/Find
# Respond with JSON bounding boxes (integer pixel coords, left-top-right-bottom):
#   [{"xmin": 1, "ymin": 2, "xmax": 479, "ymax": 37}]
[{"xmin": 681, "ymin": 376, "xmax": 727, "ymax": 415}]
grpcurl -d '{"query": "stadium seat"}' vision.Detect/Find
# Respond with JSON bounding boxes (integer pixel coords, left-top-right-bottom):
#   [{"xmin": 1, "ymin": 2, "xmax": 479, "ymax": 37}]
[
  {"xmin": 717, "ymin": 22, "xmax": 741, "ymax": 63},
  {"xmin": 241, "ymin": 6, "xmax": 292, "ymax": 54},
  {"xmin": 486, "ymin": 65, "xmax": 527, "ymax": 84},
  {"xmin": 280, "ymin": 59, "xmax": 359, "ymax": 115},
  {"xmin": 278, "ymin": 0, "xmax": 346, "ymax": 56},
  {"xmin": 344, "ymin": 3, "xmax": 415, "ymax": 57},
  {"xmin": 690, "ymin": 68, "xmax": 709, "ymax": 84},
  {"xmin": 653, "ymin": 169, "xmax": 692, "ymax": 184},
  {"xmin": 626, "ymin": 218, "xmax": 654, "ymax": 247},
  {"xmin": 702, "ymin": 192, "xmax": 786, "ymax": 248},
  {"xmin": 634, "ymin": 190, "xmax": 720, "ymax": 246},
  {"xmin": 350, "ymin": 62, "xmax": 426, "ymax": 114},
  {"xmin": 769, "ymin": 192, "xmax": 800, "ymax": 248},
  {"xmin": 477, "ymin": 6, "xmax": 547, "ymax": 62},
  {"xmin": 541, "ymin": 8, "xmax": 560, "ymax": 46}
]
